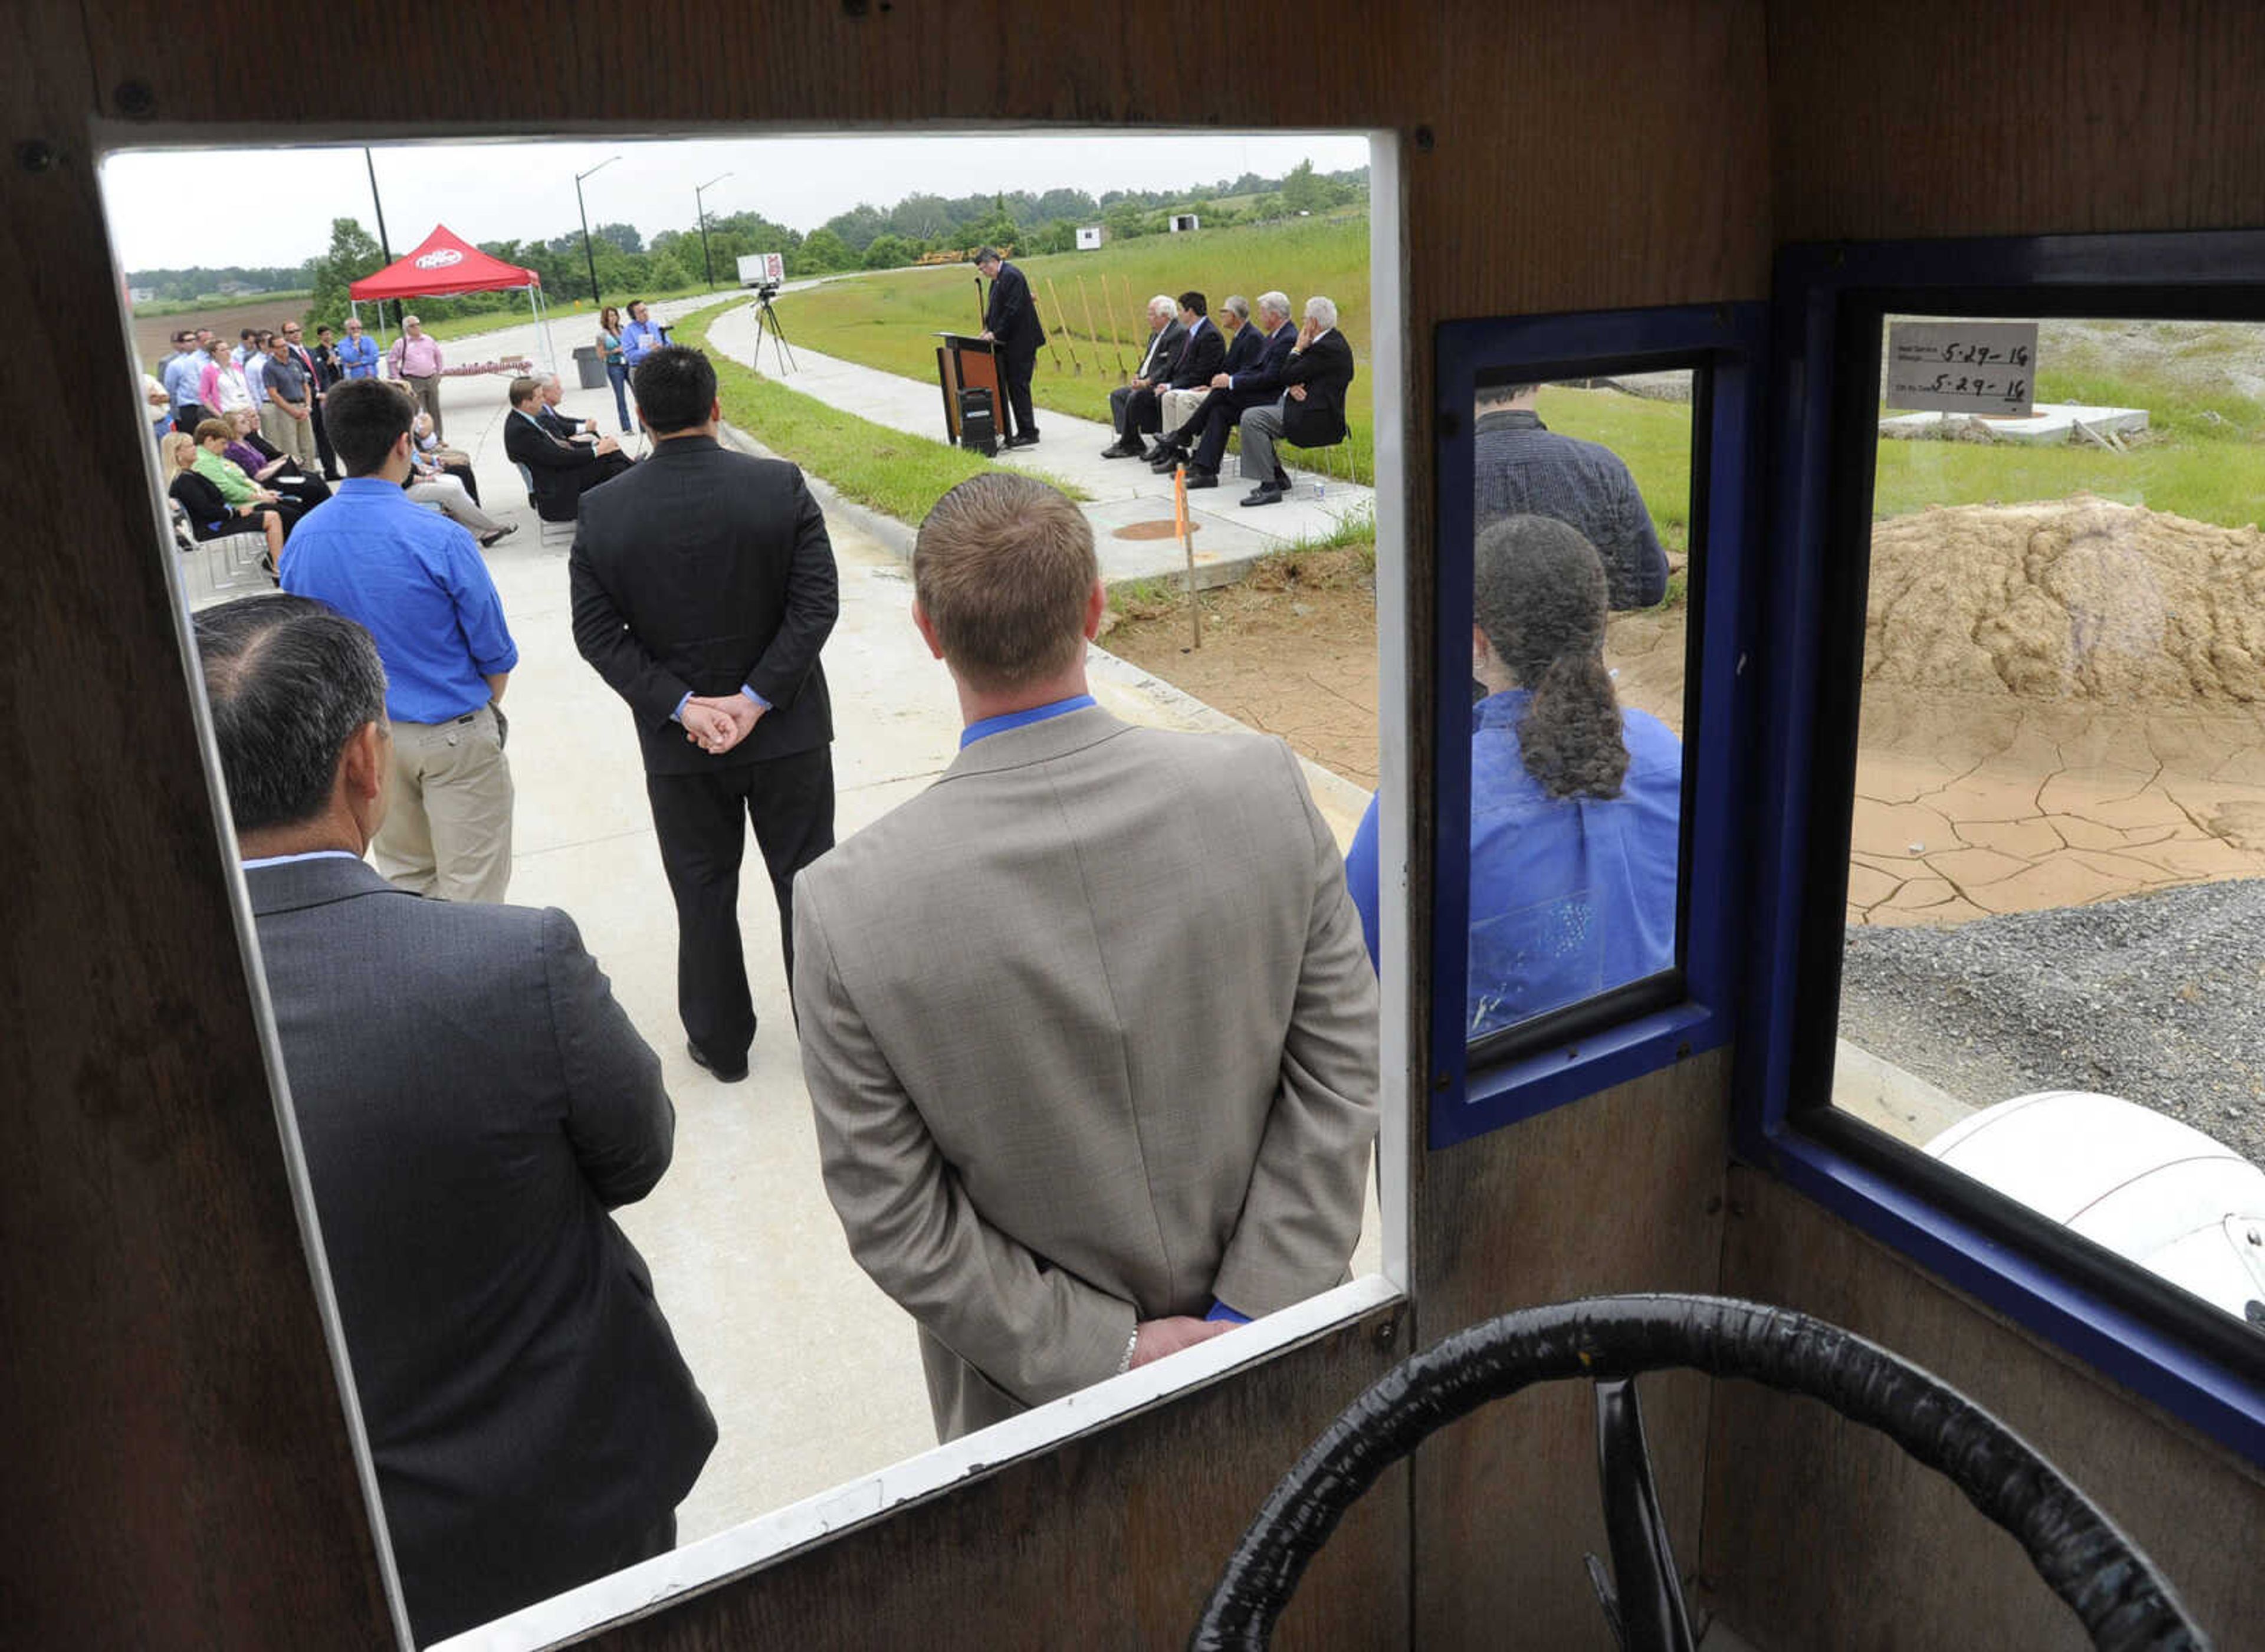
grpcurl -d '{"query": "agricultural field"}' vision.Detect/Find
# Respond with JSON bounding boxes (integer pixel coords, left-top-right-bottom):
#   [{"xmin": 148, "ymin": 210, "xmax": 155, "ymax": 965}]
[{"xmin": 774, "ymin": 215, "xmax": 1376, "ymax": 483}]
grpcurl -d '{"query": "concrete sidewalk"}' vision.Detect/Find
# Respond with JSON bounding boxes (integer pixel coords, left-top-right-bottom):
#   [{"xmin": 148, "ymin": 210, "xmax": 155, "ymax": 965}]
[
  {"xmin": 255, "ymin": 304, "xmax": 1380, "ymax": 1547},
  {"xmin": 700, "ymin": 301, "xmax": 1376, "ymax": 587}
]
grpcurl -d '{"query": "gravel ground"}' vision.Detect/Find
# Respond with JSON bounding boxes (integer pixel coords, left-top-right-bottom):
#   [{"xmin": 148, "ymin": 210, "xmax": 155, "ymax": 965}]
[{"xmin": 1839, "ymin": 880, "xmax": 2265, "ymax": 1168}]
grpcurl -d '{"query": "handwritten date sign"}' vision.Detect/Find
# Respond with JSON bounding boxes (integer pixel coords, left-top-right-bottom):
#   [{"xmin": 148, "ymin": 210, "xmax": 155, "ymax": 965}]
[{"xmin": 1886, "ymin": 321, "xmax": 2038, "ymax": 416}]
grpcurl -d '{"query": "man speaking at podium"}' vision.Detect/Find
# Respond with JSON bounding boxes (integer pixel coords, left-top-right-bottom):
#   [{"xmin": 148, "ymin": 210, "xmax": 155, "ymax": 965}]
[{"xmin": 976, "ymin": 246, "xmax": 1044, "ymax": 448}]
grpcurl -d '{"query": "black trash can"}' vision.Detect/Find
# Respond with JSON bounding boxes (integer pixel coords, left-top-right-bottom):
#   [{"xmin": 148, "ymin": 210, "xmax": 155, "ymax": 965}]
[{"xmin": 572, "ymin": 343, "xmax": 606, "ymax": 390}]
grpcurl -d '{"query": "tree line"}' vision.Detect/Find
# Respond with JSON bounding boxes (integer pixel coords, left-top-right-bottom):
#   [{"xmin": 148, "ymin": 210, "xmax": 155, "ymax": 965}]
[{"xmin": 280, "ymin": 157, "xmax": 1367, "ymax": 329}]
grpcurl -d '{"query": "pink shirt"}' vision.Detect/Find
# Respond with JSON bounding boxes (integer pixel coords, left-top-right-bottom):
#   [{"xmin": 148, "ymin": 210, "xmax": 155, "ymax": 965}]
[{"xmin": 390, "ymin": 334, "xmax": 444, "ymax": 378}]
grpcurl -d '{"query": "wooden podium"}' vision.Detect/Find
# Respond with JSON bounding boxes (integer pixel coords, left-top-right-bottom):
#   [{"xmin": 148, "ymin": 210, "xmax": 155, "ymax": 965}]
[{"xmin": 934, "ymin": 332, "xmax": 1000, "ymax": 445}]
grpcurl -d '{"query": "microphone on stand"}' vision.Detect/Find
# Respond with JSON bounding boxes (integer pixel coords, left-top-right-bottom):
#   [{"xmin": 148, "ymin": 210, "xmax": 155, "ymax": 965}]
[{"xmin": 974, "ymin": 275, "xmax": 987, "ymax": 335}]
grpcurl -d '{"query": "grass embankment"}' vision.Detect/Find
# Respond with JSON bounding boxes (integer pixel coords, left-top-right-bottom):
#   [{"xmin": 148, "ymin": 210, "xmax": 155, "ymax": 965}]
[
  {"xmin": 1873, "ymin": 346, "xmax": 2265, "ymax": 527},
  {"xmin": 776, "ymin": 216, "xmax": 1377, "ymax": 484},
  {"xmin": 672, "ymin": 299, "xmax": 1086, "ymax": 525}
]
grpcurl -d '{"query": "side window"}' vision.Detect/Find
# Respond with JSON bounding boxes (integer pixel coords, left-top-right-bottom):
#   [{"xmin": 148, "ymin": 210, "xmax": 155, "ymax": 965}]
[
  {"xmin": 1824, "ymin": 311, "xmax": 2265, "ymax": 1339},
  {"xmin": 1462, "ymin": 371, "xmax": 1696, "ymax": 1050}
]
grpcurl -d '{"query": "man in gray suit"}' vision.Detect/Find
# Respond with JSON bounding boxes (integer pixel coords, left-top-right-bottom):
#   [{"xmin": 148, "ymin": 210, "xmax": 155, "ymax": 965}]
[
  {"xmin": 793, "ymin": 474, "xmax": 1379, "ymax": 1442},
  {"xmin": 193, "ymin": 595, "xmax": 717, "ymax": 1646}
]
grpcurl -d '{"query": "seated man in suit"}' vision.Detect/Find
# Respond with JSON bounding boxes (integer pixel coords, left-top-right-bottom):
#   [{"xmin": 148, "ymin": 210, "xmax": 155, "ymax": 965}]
[
  {"xmin": 536, "ymin": 372, "xmax": 602, "ymax": 445},
  {"xmin": 503, "ymin": 375, "xmax": 632, "ymax": 521},
  {"xmin": 1236, "ymin": 294, "xmax": 1357, "ymax": 507},
  {"xmin": 793, "ymin": 472, "xmax": 1380, "ymax": 1444},
  {"xmin": 1154, "ymin": 293, "xmax": 1261, "ymax": 447},
  {"xmin": 191, "ymin": 594, "xmax": 716, "ymax": 1646},
  {"xmin": 1145, "ymin": 291, "xmax": 1299, "ymax": 486},
  {"xmin": 1102, "ymin": 294, "xmax": 1185, "ymax": 455},
  {"xmin": 1100, "ymin": 291, "xmax": 1226, "ymax": 458}
]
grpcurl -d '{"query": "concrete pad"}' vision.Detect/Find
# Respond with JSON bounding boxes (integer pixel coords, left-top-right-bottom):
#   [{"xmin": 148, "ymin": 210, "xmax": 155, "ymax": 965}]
[
  {"xmin": 1833, "ymin": 1037, "xmax": 1976, "ymax": 1145},
  {"xmin": 1879, "ymin": 403, "xmax": 2149, "ymax": 446}
]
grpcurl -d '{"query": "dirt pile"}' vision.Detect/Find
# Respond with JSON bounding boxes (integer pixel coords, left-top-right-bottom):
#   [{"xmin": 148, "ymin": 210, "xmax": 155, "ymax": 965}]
[{"xmin": 1866, "ymin": 496, "xmax": 2265, "ymax": 703}]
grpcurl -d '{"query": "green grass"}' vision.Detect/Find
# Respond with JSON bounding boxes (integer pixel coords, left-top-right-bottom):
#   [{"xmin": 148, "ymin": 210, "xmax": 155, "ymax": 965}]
[
  {"xmin": 775, "ymin": 216, "xmax": 1376, "ymax": 484},
  {"xmin": 135, "ymin": 288, "xmax": 311, "ymax": 316},
  {"xmin": 671, "ymin": 299, "xmax": 1087, "ymax": 525},
  {"xmin": 1872, "ymin": 350, "xmax": 2265, "ymax": 528}
]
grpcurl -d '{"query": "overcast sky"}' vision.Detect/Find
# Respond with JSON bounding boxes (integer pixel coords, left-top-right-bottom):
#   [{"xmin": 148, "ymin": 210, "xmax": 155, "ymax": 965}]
[{"xmin": 100, "ymin": 133, "xmax": 1372, "ymax": 273}]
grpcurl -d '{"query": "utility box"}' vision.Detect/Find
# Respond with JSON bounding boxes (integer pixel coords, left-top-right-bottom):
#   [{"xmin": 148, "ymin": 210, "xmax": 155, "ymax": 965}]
[
  {"xmin": 1168, "ymin": 214, "xmax": 1201, "ymax": 233},
  {"xmin": 1076, "ymin": 225, "xmax": 1104, "ymax": 251}
]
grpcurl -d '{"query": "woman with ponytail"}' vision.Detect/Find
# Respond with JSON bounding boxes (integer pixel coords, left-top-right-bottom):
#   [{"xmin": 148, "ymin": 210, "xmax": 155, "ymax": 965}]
[{"xmin": 1345, "ymin": 514, "xmax": 1682, "ymax": 1036}]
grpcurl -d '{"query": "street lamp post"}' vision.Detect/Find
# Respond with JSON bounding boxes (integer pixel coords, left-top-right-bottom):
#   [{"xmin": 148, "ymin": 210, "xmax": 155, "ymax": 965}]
[
  {"xmin": 574, "ymin": 155, "xmax": 621, "ymax": 308},
  {"xmin": 694, "ymin": 172, "xmax": 733, "ymax": 291}
]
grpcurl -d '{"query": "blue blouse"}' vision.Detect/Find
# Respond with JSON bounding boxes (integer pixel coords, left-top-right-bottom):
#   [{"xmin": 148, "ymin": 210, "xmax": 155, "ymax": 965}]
[{"xmin": 1345, "ymin": 688, "xmax": 1683, "ymax": 1039}]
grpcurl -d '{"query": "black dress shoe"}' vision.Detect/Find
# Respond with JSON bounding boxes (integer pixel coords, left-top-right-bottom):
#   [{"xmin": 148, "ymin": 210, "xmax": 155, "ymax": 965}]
[
  {"xmin": 1007, "ymin": 431, "xmax": 1040, "ymax": 448},
  {"xmin": 1185, "ymin": 467, "xmax": 1218, "ymax": 489},
  {"xmin": 687, "ymin": 1040, "xmax": 749, "ymax": 1083},
  {"xmin": 1148, "ymin": 451, "xmax": 1186, "ymax": 474},
  {"xmin": 1101, "ymin": 437, "xmax": 1148, "ymax": 458},
  {"xmin": 1240, "ymin": 482, "xmax": 1286, "ymax": 507}
]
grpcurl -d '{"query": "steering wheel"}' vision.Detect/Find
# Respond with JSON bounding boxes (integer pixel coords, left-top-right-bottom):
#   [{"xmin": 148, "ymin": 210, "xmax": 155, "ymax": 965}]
[{"xmin": 1190, "ymin": 1295, "xmax": 2208, "ymax": 1651}]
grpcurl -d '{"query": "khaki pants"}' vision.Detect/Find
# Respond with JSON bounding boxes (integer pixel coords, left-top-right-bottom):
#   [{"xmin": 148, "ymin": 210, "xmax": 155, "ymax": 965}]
[
  {"xmin": 375, "ymin": 703, "xmax": 513, "ymax": 902},
  {"xmin": 403, "ymin": 373, "xmax": 443, "ymax": 437},
  {"xmin": 1160, "ymin": 386, "xmax": 1208, "ymax": 436},
  {"xmin": 277, "ymin": 406, "xmax": 320, "ymax": 470}
]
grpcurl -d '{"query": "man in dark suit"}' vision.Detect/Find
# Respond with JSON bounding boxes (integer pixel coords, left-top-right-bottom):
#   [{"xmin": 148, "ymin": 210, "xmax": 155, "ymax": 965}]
[
  {"xmin": 504, "ymin": 375, "xmax": 632, "ymax": 521},
  {"xmin": 976, "ymin": 245, "xmax": 1045, "ymax": 448},
  {"xmin": 570, "ymin": 346, "xmax": 839, "ymax": 1080},
  {"xmin": 191, "ymin": 593, "xmax": 716, "ymax": 1647},
  {"xmin": 537, "ymin": 372, "xmax": 603, "ymax": 444},
  {"xmin": 1146, "ymin": 291, "xmax": 1299, "ymax": 486},
  {"xmin": 1102, "ymin": 291, "xmax": 1226, "ymax": 458},
  {"xmin": 1237, "ymin": 295, "xmax": 1357, "ymax": 507},
  {"xmin": 1105, "ymin": 294, "xmax": 1186, "ymax": 452}
]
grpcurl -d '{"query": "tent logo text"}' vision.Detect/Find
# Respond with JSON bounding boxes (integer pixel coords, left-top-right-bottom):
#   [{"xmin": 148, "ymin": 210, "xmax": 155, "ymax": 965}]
[{"xmin": 415, "ymin": 249, "xmax": 466, "ymax": 270}]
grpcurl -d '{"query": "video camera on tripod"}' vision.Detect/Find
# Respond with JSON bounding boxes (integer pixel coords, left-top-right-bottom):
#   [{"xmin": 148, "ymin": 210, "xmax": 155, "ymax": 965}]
[{"xmin": 734, "ymin": 251, "xmax": 796, "ymax": 374}]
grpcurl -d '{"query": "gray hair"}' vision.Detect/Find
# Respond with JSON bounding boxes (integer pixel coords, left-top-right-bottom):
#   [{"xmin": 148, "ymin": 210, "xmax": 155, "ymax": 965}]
[
  {"xmin": 1147, "ymin": 294, "xmax": 1176, "ymax": 320},
  {"xmin": 1257, "ymin": 291, "xmax": 1291, "ymax": 323},
  {"xmin": 1304, "ymin": 295, "xmax": 1339, "ymax": 331},
  {"xmin": 193, "ymin": 595, "xmax": 390, "ymax": 834},
  {"xmin": 534, "ymin": 372, "xmax": 559, "ymax": 390},
  {"xmin": 1222, "ymin": 295, "xmax": 1251, "ymax": 322}
]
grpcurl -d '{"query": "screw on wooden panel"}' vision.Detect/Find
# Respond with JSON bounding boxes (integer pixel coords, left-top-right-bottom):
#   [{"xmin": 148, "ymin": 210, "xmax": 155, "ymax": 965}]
[
  {"xmin": 1676, "ymin": 1040, "xmax": 1693, "ymax": 1059},
  {"xmin": 113, "ymin": 80, "xmax": 157, "ymax": 119},
  {"xmin": 1434, "ymin": 1070, "xmax": 1451, "ymax": 1091},
  {"xmin": 1413, "ymin": 125, "xmax": 1435, "ymax": 155},
  {"xmin": 1727, "ymin": 1200, "xmax": 1749, "ymax": 1219},
  {"xmin": 1374, "ymin": 1315, "xmax": 1399, "ymax": 1351},
  {"xmin": 15, "ymin": 140, "xmax": 57, "ymax": 173}
]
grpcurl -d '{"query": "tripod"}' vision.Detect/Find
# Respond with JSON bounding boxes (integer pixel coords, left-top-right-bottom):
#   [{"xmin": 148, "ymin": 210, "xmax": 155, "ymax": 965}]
[{"xmin": 751, "ymin": 289, "xmax": 797, "ymax": 374}]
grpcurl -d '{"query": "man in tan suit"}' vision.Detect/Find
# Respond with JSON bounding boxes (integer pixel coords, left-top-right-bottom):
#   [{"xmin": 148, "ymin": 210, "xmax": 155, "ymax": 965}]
[{"xmin": 793, "ymin": 473, "xmax": 1379, "ymax": 1441}]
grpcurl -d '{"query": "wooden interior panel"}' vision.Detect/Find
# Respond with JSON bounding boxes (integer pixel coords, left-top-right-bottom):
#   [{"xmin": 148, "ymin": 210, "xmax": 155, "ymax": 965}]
[
  {"xmin": 1410, "ymin": 1051, "xmax": 1733, "ymax": 1648},
  {"xmin": 1702, "ymin": 1168, "xmax": 2265, "ymax": 1651},
  {"xmin": 0, "ymin": 8, "xmax": 394, "ymax": 1649},
  {"xmin": 1768, "ymin": 0, "xmax": 2265, "ymax": 243},
  {"xmin": 591, "ymin": 1308, "xmax": 1407, "ymax": 1649}
]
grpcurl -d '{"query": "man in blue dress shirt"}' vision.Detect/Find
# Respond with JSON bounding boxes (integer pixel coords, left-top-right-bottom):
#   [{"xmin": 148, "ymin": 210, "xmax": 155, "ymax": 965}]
[
  {"xmin": 282, "ymin": 377, "xmax": 520, "ymax": 902},
  {"xmin": 333, "ymin": 314, "xmax": 382, "ymax": 379},
  {"xmin": 619, "ymin": 300, "xmax": 667, "ymax": 366}
]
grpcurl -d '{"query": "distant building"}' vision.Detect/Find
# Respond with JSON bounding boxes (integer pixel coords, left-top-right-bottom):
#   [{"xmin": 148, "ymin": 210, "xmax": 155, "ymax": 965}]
[
  {"xmin": 1076, "ymin": 225, "xmax": 1104, "ymax": 251},
  {"xmin": 127, "ymin": 286, "xmax": 156, "ymax": 304},
  {"xmin": 1168, "ymin": 213, "xmax": 1201, "ymax": 234},
  {"xmin": 216, "ymin": 280, "xmax": 250, "ymax": 296}
]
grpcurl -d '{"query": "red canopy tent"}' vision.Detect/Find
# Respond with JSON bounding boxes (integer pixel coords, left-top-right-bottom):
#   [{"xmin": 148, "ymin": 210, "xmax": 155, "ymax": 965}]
[{"xmin": 348, "ymin": 224, "xmax": 558, "ymax": 372}]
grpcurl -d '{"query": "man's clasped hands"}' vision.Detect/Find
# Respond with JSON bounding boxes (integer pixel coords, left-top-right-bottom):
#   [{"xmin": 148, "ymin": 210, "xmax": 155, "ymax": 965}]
[{"xmin": 681, "ymin": 694, "xmax": 766, "ymax": 756}]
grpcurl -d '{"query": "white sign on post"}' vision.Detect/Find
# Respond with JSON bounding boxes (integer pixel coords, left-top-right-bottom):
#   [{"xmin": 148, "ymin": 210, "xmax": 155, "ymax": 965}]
[{"xmin": 1885, "ymin": 321, "xmax": 2038, "ymax": 416}]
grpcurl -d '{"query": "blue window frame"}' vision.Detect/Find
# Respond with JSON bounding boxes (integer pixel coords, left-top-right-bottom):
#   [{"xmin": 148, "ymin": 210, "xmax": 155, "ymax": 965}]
[
  {"xmin": 1744, "ymin": 231, "xmax": 2265, "ymax": 1463},
  {"xmin": 1429, "ymin": 303, "xmax": 1765, "ymax": 1148}
]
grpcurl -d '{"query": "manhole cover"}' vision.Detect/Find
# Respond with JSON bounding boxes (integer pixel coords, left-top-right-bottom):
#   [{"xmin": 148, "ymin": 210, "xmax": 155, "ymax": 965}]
[{"xmin": 1113, "ymin": 519, "xmax": 1200, "ymax": 541}]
